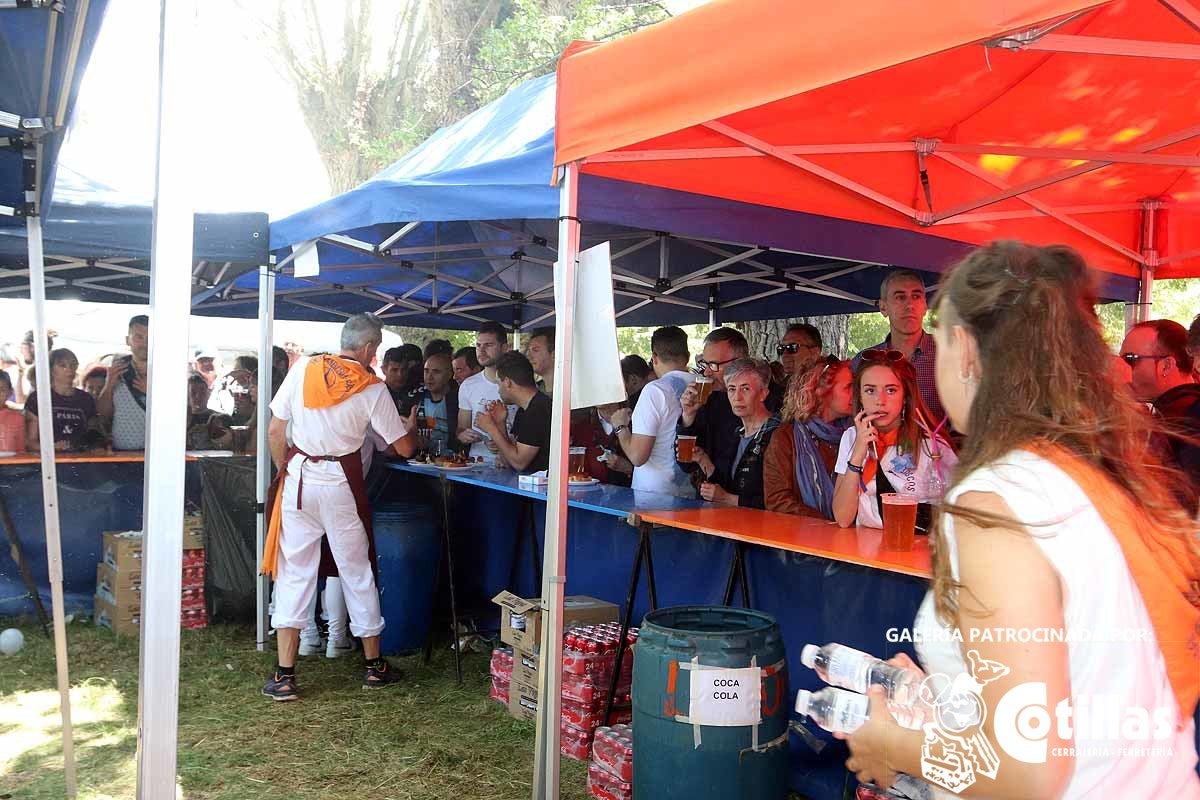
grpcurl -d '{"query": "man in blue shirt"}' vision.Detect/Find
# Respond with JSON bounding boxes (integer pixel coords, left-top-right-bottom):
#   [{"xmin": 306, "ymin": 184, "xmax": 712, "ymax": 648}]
[
  {"xmin": 852, "ymin": 270, "xmax": 946, "ymax": 423},
  {"xmin": 399, "ymin": 352, "xmax": 459, "ymax": 451}
]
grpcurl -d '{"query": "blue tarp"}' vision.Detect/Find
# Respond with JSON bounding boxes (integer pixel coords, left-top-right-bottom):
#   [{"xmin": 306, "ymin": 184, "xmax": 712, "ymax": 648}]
[{"xmin": 244, "ymin": 73, "xmax": 1138, "ymax": 329}]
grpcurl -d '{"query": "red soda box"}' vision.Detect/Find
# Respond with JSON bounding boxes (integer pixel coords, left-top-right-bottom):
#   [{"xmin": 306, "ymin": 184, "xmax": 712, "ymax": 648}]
[
  {"xmin": 560, "ymin": 721, "xmax": 593, "ymax": 761},
  {"xmin": 592, "ymin": 724, "xmax": 633, "ymax": 782},
  {"xmin": 587, "ymin": 761, "xmax": 632, "ymax": 800},
  {"xmin": 489, "ymin": 677, "xmax": 510, "ymax": 706}
]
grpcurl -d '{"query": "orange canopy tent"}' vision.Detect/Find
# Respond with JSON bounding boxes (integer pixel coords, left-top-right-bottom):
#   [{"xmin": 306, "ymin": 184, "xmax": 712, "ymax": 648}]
[{"xmin": 554, "ymin": 0, "xmax": 1200, "ymax": 291}]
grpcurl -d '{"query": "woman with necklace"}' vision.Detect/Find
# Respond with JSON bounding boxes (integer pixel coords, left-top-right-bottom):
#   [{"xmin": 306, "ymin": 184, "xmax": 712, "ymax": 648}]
[
  {"xmin": 691, "ymin": 358, "xmax": 780, "ymax": 508},
  {"xmin": 764, "ymin": 355, "xmax": 854, "ymax": 518},
  {"xmin": 24, "ymin": 348, "xmax": 99, "ymax": 453}
]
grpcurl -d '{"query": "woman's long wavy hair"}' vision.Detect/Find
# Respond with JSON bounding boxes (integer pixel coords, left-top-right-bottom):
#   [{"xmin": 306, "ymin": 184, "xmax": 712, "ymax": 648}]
[
  {"xmin": 781, "ymin": 357, "xmax": 849, "ymax": 424},
  {"xmin": 930, "ymin": 241, "xmax": 1198, "ymax": 625}
]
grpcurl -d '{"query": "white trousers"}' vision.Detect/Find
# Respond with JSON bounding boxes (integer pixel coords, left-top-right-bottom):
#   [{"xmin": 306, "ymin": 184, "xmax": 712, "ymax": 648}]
[
  {"xmin": 300, "ymin": 577, "xmax": 349, "ymax": 645},
  {"xmin": 270, "ymin": 466, "xmax": 384, "ymax": 638}
]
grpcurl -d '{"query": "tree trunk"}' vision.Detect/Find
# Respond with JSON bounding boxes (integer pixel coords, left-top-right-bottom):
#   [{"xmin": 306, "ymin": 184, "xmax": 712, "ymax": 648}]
[{"xmin": 738, "ymin": 316, "xmax": 851, "ymax": 360}]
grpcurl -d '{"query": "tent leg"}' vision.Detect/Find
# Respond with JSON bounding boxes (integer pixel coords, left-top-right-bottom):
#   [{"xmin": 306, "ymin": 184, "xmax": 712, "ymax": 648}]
[
  {"xmin": 27, "ymin": 215, "xmax": 78, "ymax": 799},
  {"xmin": 255, "ymin": 264, "xmax": 276, "ymax": 651},
  {"xmin": 136, "ymin": 0, "xmax": 195, "ymax": 796},
  {"xmin": 532, "ymin": 161, "xmax": 581, "ymax": 800}
]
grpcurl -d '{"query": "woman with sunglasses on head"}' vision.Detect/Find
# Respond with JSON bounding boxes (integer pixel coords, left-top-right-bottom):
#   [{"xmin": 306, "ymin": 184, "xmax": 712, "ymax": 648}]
[
  {"xmin": 832, "ymin": 349, "xmax": 955, "ymax": 529},
  {"xmin": 840, "ymin": 242, "xmax": 1200, "ymax": 798},
  {"xmin": 764, "ymin": 355, "xmax": 853, "ymax": 517}
]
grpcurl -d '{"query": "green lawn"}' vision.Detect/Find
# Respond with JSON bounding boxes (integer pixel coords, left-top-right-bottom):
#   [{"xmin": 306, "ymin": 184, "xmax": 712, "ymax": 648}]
[{"xmin": 0, "ymin": 621, "xmax": 589, "ymax": 800}]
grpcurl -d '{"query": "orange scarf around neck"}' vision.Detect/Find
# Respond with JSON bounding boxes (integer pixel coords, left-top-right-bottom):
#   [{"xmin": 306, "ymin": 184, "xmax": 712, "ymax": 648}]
[
  {"xmin": 302, "ymin": 354, "xmax": 380, "ymax": 409},
  {"xmin": 1031, "ymin": 441, "xmax": 1200, "ymax": 721},
  {"xmin": 861, "ymin": 426, "xmax": 901, "ymax": 488}
]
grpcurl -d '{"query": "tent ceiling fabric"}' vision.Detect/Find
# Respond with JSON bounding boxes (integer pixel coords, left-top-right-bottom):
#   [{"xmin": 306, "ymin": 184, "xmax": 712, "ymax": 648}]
[
  {"xmin": 555, "ymin": 0, "xmax": 1200, "ymax": 280},
  {"xmin": 253, "ymin": 65, "xmax": 1136, "ymax": 330},
  {"xmin": 0, "ymin": 0, "xmax": 110, "ymax": 219}
]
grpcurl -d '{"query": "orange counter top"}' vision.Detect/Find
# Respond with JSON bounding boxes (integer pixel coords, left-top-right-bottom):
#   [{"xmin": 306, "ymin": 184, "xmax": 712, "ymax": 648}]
[{"xmin": 636, "ymin": 506, "xmax": 932, "ymax": 579}]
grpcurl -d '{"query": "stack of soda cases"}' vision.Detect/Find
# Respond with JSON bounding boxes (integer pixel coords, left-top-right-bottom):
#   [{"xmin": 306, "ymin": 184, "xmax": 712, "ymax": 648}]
[
  {"xmin": 489, "ymin": 647, "xmax": 513, "ymax": 706},
  {"xmin": 180, "ymin": 548, "xmax": 208, "ymax": 629},
  {"xmin": 587, "ymin": 723, "xmax": 633, "ymax": 800},
  {"xmin": 559, "ymin": 624, "xmax": 637, "ymax": 760}
]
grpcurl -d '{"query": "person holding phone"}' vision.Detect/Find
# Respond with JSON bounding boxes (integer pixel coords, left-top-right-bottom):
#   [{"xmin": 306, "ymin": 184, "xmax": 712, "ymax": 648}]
[{"xmin": 832, "ymin": 351, "xmax": 955, "ymax": 528}]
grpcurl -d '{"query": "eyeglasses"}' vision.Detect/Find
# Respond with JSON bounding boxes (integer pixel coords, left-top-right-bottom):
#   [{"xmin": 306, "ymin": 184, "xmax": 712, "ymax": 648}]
[
  {"xmin": 1120, "ymin": 353, "xmax": 1168, "ymax": 367},
  {"xmin": 695, "ymin": 355, "xmax": 739, "ymax": 372},
  {"xmin": 861, "ymin": 349, "xmax": 905, "ymax": 364},
  {"xmin": 776, "ymin": 342, "xmax": 819, "ymax": 356}
]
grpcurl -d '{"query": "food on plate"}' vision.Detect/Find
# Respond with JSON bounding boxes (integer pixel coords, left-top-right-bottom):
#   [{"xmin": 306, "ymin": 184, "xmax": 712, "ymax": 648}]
[{"xmin": 568, "ymin": 473, "xmax": 593, "ymax": 484}]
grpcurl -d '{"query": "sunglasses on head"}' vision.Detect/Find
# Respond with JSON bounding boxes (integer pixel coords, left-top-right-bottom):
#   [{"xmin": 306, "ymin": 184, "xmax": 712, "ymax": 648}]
[
  {"xmin": 776, "ymin": 342, "xmax": 817, "ymax": 355},
  {"xmin": 861, "ymin": 349, "xmax": 905, "ymax": 364}
]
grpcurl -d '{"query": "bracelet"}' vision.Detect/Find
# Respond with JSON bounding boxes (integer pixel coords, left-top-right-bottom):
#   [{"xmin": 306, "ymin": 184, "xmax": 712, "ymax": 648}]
[
  {"xmin": 846, "ymin": 461, "xmax": 864, "ymax": 473},
  {"xmin": 613, "ymin": 424, "xmax": 630, "ymax": 436}
]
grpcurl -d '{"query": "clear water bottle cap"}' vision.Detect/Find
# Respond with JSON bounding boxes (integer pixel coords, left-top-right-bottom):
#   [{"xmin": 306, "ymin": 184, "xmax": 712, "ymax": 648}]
[
  {"xmin": 800, "ymin": 643, "xmax": 819, "ymax": 669},
  {"xmin": 794, "ymin": 689, "xmax": 812, "ymax": 717}
]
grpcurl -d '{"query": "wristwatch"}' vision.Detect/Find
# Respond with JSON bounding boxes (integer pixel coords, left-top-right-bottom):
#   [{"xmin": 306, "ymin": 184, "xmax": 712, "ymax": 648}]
[{"xmin": 613, "ymin": 424, "xmax": 630, "ymax": 436}]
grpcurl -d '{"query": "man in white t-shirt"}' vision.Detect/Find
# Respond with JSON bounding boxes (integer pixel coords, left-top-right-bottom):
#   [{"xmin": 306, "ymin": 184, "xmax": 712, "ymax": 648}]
[
  {"xmin": 609, "ymin": 327, "xmax": 695, "ymax": 498},
  {"xmin": 456, "ymin": 321, "xmax": 518, "ymax": 462},
  {"xmin": 262, "ymin": 313, "xmax": 418, "ymax": 700}
]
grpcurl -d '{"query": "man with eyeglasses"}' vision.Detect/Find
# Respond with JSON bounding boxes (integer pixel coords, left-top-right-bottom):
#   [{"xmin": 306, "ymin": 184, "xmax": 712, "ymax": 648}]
[
  {"xmin": 1120, "ymin": 320, "xmax": 1200, "ymax": 511},
  {"xmin": 678, "ymin": 327, "xmax": 783, "ymax": 491},
  {"xmin": 776, "ymin": 323, "xmax": 823, "ymax": 380},
  {"xmin": 457, "ymin": 321, "xmax": 517, "ymax": 462},
  {"xmin": 852, "ymin": 269, "xmax": 946, "ymax": 423}
]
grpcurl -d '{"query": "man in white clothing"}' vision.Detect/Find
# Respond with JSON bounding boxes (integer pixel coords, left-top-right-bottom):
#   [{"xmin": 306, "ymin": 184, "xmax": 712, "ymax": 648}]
[
  {"xmin": 456, "ymin": 321, "xmax": 517, "ymax": 462},
  {"xmin": 262, "ymin": 313, "xmax": 418, "ymax": 700},
  {"xmin": 607, "ymin": 326, "xmax": 695, "ymax": 497}
]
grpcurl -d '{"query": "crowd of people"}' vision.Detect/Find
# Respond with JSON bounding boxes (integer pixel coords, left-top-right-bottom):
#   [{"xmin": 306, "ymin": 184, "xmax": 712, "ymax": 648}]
[{"xmin": 0, "ymin": 314, "xmax": 297, "ymax": 456}]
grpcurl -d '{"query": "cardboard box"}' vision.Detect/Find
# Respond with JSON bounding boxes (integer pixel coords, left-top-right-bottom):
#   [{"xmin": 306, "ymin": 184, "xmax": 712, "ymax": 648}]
[
  {"xmin": 182, "ymin": 515, "xmax": 204, "ymax": 551},
  {"xmin": 512, "ymin": 647, "xmax": 540, "ymax": 689},
  {"xmin": 492, "ymin": 592, "xmax": 618, "ymax": 652},
  {"xmin": 509, "ymin": 682, "xmax": 538, "ymax": 721},
  {"xmin": 94, "ymin": 593, "xmax": 140, "ymax": 637},
  {"xmin": 96, "ymin": 562, "xmax": 140, "ymax": 608},
  {"xmin": 102, "ymin": 531, "xmax": 143, "ymax": 571}
]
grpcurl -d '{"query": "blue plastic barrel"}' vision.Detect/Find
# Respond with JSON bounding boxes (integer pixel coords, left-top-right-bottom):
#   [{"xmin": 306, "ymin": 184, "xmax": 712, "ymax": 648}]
[
  {"xmin": 373, "ymin": 503, "xmax": 440, "ymax": 656},
  {"xmin": 633, "ymin": 606, "xmax": 790, "ymax": 800}
]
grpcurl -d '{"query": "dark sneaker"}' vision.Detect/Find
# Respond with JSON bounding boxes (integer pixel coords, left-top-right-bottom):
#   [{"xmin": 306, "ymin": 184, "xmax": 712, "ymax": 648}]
[
  {"xmin": 363, "ymin": 659, "xmax": 401, "ymax": 689},
  {"xmin": 262, "ymin": 671, "xmax": 299, "ymax": 701}
]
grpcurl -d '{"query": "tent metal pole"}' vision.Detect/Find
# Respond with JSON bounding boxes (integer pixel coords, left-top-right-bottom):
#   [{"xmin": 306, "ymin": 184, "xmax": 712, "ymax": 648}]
[
  {"xmin": 27, "ymin": 214, "xmax": 78, "ymax": 799},
  {"xmin": 136, "ymin": 0, "xmax": 195, "ymax": 796},
  {"xmin": 255, "ymin": 264, "xmax": 275, "ymax": 650},
  {"xmin": 532, "ymin": 161, "xmax": 581, "ymax": 800}
]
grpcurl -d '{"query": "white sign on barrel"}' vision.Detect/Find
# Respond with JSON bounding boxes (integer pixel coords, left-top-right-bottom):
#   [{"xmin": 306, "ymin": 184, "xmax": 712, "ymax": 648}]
[{"xmin": 688, "ymin": 666, "xmax": 762, "ymax": 727}]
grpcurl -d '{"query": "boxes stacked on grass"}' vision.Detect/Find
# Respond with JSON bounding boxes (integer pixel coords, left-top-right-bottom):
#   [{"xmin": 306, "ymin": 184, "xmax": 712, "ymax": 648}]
[
  {"xmin": 93, "ymin": 515, "xmax": 208, "ymax": 636},
  {"xmin": 492, "ymin": 592, "xmax": 635, "ymax": 759},
  {"xmin": 94, "ymin": 531, "xmax": 143, "ymax": 636}
]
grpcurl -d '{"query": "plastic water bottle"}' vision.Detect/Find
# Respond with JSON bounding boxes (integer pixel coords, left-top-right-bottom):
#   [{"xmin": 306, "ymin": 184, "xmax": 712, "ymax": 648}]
[
  {"xmin": 801, "ymin": 642, "xmax": 923, "ymax": 718},
  {"xmin": 797, "ymin": 687, "xmax": 931, "ymax": 799},
  {"xmin": 794, "ymin": 686, "xmax": 870, "ymax": 734}
]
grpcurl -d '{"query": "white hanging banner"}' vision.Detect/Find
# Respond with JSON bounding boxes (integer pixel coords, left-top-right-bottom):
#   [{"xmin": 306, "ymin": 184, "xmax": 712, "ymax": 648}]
[
  {"xmin": 293, "ymin": 239, "xmax": 320, "ymax": 278},
  {"xmin": 556, "ymin": 241, "xmax": 624, "ymax": 410},
  {"xmin": 687, "ymin": 666, "xmax": 762, "ymax": 727}
]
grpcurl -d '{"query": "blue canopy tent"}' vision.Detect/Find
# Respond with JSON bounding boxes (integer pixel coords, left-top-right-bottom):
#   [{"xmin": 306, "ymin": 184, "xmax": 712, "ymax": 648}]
[
  {"xmin": 230, "ymin": 73, "xmax": 1136, "ymax": 334},
  {"xmin": 0, "ymin": 164, "xmax": 269, "ymax": 302}
]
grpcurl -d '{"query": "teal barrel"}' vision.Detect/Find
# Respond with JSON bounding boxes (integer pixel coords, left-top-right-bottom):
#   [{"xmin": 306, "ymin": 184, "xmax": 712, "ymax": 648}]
[
  {"xmin": 633, "ymin": 606, "xmax": 790, "ymax": 800},
  {"xmin": 373, "ymin": 503, "xmax": 441, "ymax": 656}
]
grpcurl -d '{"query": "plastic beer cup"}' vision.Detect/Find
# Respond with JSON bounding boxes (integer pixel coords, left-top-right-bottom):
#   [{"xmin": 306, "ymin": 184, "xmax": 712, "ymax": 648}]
[
  {"xmin": 569, "ymin": 446, "xmax": 587, "ymax": 476},
  {"xmin": 694, "ymin": 377, "xmax": 714, "ymax": 404},
  {"xmin": 676, "ymin": 434, "xmax": 697, "ymax": 462},
  {"xmin": 881, "ymin": 493, "xmax": 918, "ymax": 551}
]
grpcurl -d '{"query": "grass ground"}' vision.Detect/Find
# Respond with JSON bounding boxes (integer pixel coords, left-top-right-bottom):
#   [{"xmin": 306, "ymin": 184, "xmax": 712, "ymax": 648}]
[{"xmin": 0, "ymin": 620, "xmax": 589, "ymax": 800}]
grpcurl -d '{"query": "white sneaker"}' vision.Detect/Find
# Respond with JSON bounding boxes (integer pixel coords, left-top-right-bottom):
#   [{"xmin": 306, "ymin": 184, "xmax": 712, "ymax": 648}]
[
  {"xmin": 326, "ymin": 639, "xmax": 355, "ymax": 659},
  {"xmin": 298, "ymin": 638, "xmax": 326, "ymax": 657}
]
